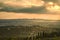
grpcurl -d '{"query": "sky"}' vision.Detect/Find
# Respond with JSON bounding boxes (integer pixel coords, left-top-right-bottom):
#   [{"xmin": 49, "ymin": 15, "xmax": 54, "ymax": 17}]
[{"xmin": 0, "ymin": 0, "xmax": 60, "ymax": 20}]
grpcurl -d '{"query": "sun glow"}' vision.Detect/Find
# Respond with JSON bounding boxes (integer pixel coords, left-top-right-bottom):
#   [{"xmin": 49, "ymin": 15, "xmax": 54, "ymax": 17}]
[
  {"xmin": 46, "ymin": 2, "xmax": 60, "ymax": 12},
  {"xmin": 0, "ymin": 12, "xmax": 60, "ymax": 20}
]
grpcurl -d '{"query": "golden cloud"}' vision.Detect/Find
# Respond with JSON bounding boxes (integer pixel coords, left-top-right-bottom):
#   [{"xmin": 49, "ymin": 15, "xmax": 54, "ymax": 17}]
[
  {"xmin": 3, "ymin": 0, "xmax": 44, "ymax": 7},
  {"xmin": 46, "ymin": 2, "xmax": 60, "ymax": 12}
]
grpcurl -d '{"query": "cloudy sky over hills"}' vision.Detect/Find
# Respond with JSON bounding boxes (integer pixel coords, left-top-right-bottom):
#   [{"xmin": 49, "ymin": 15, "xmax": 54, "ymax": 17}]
[{"xmin": 0, "ymin": 0, "xmax": 60, "ymax": 20}]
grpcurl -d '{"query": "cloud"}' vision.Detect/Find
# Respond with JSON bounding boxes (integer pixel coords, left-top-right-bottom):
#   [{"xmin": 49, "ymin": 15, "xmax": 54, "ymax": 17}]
[
  {"xmin": 0, "ymin": 0, "xmax": 60, "ymax": 20},
  {"xmin": 0, "ymin": 1, "xmax": 47, "ymax": 13},
  {"xmin": 43, "ymin": 0, "xmax": 60, "ymax": 5},
  {"xmin": 18, "ymin": 6, "xmax": 47, "ymax": 13},
  {"xmin": 0, "ymin": 0, "xmax": 60, "ymax": 13},
  {"xmin": 2, "ymin": 0, "xmax": 44, "ymax": 7},
  {"xmin": 0, "ymin": 6, "xmax": 47, "ymax": 13}
]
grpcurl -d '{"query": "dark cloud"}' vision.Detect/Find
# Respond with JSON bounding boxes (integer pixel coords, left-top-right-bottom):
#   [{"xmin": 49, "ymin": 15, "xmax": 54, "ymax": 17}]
[
  {"xmin": 0, "ymin": 0, "xmax": 59, "ymax": 14},
  {"xmin": 0, "ymin": 6, "xmax": 46, "ymax": 13},
  {"xmin": 16, "ymin": 6, "xmax": 47, "ymax": 13},
  {"xmin": 0, "ymin": 2, "xmax": 47, "ymax": 13}
]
